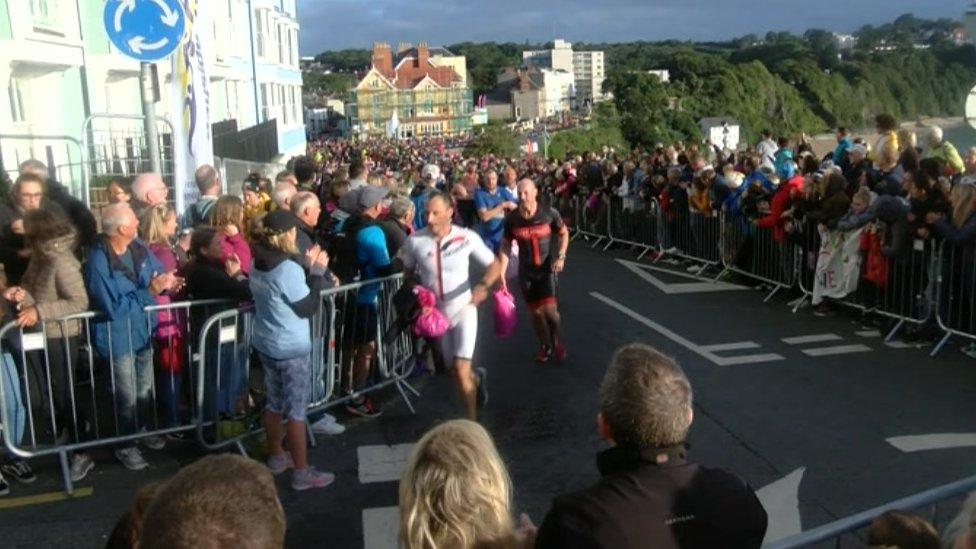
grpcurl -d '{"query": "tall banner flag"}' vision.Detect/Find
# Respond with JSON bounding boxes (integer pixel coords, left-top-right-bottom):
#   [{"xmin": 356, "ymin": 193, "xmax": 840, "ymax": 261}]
[{"xmin": 170, "ymin": 0, "xmax": 213, "ymax": 214}]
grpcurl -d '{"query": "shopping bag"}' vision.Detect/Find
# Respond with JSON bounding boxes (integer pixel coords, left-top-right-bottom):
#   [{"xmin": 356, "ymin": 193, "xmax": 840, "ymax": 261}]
[
  {"xmin": 493, "ymin": 287, "xmax": 517, "ymax": 338},
  {"xmin": 412, "ymin": 286, "xmax": 450, "ymax": 338}
]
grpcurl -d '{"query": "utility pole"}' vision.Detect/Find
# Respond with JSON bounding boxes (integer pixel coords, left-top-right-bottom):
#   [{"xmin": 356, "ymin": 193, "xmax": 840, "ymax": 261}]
[{"xmin": 140, "ymin": 62, "xmax": 161, "ymax": 174}]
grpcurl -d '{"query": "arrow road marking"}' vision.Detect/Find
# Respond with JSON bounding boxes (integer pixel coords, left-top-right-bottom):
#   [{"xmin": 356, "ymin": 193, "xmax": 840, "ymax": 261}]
[
  {"xmin": 114, "ymin": 0, "xmax": 136, "ymax": 32},
  {"xmin": 152, "ymin": 0, "xmax": 180, "ymax": 26},
  {"xmin": 128, "ymin": 35, "xmax": 169, "ymax": 54},
  {"xmin": 757, "ymin": 467, "xmax": 806, "ymax": 544},
  {"xmin": 887, "ymin": 433, "xmax": 976, "ymax": 453},
  {"xmin": 617, "ymin": 259, "xmax": 745, "ymax": 295},
  {"xmin": 591, "ymin": 292, "xmax": 784, "ymax": 366}
]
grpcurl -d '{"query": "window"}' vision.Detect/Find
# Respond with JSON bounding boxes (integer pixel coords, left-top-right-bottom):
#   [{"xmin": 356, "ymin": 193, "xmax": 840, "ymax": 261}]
[
  {"xmin": 260, "ymin": 83, "xmax": 270, "ymax": 121},
  {"xmin": 255, "ymin": 10, "xmax": 266, "ymax": 58},
  {"xmin": 277, "ymin": 24, "xmax": 285, "ymax": 64},
  {"xmin": 30, "ymin": 0, "xmax": 63, "ymax": 33},
  {"xmin": 8, "ymin": 77, "xmax": 26, "ymax": 123}
]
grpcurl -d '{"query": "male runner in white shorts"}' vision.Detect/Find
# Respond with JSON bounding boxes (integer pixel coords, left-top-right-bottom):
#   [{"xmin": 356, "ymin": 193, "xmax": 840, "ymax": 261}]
[{"xmin": 397, "ymin": 191, "xmax": 495, "ymax": 420}]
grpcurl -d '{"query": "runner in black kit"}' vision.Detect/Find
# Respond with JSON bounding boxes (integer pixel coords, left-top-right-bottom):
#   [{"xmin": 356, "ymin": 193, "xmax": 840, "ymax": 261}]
[{"xmin": 475, "ymin": 179, "xmax": 570, "ymax": 363}]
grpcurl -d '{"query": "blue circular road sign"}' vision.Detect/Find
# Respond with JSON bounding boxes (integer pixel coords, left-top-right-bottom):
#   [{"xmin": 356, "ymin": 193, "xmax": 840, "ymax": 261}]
[{"xmin": 103, "ymin": 0, "xmax": 186, "ymax": 62}]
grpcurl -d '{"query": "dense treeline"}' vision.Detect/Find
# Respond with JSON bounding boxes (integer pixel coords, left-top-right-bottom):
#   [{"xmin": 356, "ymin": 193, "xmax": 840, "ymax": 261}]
[{"xmin": 310, "ymin": 14, "xmax": 976, "ymax": 147}]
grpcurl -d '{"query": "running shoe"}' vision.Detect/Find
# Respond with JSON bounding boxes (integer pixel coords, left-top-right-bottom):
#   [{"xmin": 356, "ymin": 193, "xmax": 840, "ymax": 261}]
[
  {"xmin": 346, "ymin": 397, "xmax": 382, "ymax": 418},
  {"xmin": 115, "ymin": 447, "xmax": 148, "ymax": 471},
  {"xmin": 553, "ymin": 343, "xmax": 567, "ymax": 362},
  {"xmin": 70, "ymin": 454, "xmax": 95, "ymax": 482},
  {"xmin": 267, "ymin": 452, "xmax": 294, "ymax": 475},
  {"xmin": 475, "ymin": 367, "xmax": 488, "ymax": 407},
  {"xmin": 1, "ymin": 460, "xmax": 35, "ymax": 484},
  {"xmin": 311, "ymin": 414, "xmax": 346, "ymax": 436},
  {"xmin": 535, "ymin": 345, "xmax": 553, "ymax": 364},
  {"xmin": 291, "ymin": 467, "xmax": 335, "ymax": 491},
  {"xmin": 141, "ymin": 435, "xmax": 166, "ymax": 451}
]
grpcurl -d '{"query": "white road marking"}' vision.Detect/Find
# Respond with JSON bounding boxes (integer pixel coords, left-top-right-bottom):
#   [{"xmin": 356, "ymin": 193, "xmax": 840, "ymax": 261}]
[
  {"xmin": 617, "ymin": 259, "xmax": 745, "ymax": 295},
  {"xmin": 718, "ymin": 354, "xmax": 787, "ymax": 365},
  {"xmin": 362, "ymin": 506, "xmax": 399, "ymax": 549},
  {"xmin": 801, "ymin": 344, "xmax": 872, "ymax": 357},
  {"xmin": 883, "ymin": 340, "xmax": 916, "ymax": 349},
  {"xmin": 887, "ymin": 433, "xmax": 976, "ymax": 453},
  {"xmin": 591, "ymin": 292, "xmax": 784, "ymax": 366},
  {"xmin": 855, "ymin": 330, "xmax": 881, "ymax": 338},
  {"xmin": 699, "ymin": 341, "xmax": 760, "ymax": 352},
  {"xmin": 782, "ymin": 334, "xmax": 843, "ymax": 345},
  {"xmin": 358, "ymin": 443, "xmax": 414, "ymax": 484},
  {"xmin": 757, "ymin": 467, "xmax": 806, "ymax": 544}
]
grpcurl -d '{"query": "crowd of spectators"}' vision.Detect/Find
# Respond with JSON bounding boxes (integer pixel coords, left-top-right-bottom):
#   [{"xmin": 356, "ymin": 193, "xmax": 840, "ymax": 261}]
[{"xmin": 0, "ymin": 119, "xmax": 974, "ymax": 546}]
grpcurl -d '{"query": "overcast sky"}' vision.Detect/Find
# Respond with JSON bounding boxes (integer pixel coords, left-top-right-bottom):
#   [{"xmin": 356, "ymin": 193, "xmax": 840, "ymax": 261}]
[{"xmin": 296, "ymin": 0, "xmax": 966, "ymax": 55}]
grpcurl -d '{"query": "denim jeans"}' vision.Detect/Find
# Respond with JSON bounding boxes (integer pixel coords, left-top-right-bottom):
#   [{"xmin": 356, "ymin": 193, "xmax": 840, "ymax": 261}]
[
  {"xmin": 109, "ymin": 348, "xmax": 153, "ymax": 435},
  {"xmin": 1, "ymin": 351, "xmax": 25, "ymax": 447}
]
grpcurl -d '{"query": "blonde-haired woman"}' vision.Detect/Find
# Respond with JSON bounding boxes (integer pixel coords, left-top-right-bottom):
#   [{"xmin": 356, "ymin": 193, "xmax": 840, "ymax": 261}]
[
  {"xmin": 250, "ymin": 210, "xmax": 333, "ymax": 490},
  {"xmin": 399, "ymin": 419, "xmax": 535, "ymax": 549},
  {"xmin": 138, "ymin": 204, "xmax": 186, "ymax": 435},
  {"xmin": 211, "ymin": 195, "xmax": 251, "ymax": 275}
]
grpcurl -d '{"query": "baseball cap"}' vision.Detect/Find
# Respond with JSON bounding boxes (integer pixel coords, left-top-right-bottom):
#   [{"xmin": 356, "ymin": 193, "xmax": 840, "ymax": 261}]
[
  {"xmin": 263, "ymin": 210, "xmax": 299, "ymax": 234},
  {"xmin": 358, "ymin": 185, "xmax": 390, "ymax": 210},
  {"xmin": 851, "ymin": 143, "xmax": 867, "ymax": 157},
  {"xmin": 421, "ymin": 164, "xmax": 440, "ymax": 180}
]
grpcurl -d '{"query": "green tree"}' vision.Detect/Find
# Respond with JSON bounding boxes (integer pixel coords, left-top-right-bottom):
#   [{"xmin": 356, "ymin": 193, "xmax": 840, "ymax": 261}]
[{"xmin": 464, "ymin": 123, "xmax": 520, "ymax": 157}]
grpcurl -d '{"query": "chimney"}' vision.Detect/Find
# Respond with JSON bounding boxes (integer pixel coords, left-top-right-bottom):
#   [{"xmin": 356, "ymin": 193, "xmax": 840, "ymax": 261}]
[
  {"xmin": 518, "ymin": 69, "xmax": 530, "ymax": 92},
  {"xmin": 372, "ymin": 42, "xmax": 393, "ymax": 77},
  {"xmin": 417, "ymin": 42, "xmax": 430, "ymax": 67}
]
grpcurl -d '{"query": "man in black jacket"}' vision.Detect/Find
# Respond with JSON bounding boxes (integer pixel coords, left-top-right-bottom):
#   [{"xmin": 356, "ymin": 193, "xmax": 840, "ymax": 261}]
[{"xmin": 536, "ymin": 343, "xmax": 768, "ymax": 549}]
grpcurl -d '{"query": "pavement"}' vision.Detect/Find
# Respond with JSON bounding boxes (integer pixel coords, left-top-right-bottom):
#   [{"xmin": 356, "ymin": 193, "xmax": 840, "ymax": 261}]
[{"xmin": 1, "ymin": 241, "xmax": 975, "ymax": 548}]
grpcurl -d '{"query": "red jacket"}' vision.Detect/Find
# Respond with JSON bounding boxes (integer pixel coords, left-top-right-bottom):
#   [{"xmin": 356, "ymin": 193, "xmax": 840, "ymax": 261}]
[{"xmin": 756, "ymin": 175, "xmax": 804, "ymax": 241}]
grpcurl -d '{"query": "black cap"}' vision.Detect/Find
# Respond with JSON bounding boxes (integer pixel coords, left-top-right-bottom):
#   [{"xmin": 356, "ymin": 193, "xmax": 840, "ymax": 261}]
[{"xmin": 263, "ymin": 210, "xmax": 299, "ymax": 235}]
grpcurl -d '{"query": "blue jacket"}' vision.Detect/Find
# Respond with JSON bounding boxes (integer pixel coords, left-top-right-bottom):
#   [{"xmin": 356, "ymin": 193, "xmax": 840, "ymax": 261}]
[{"xmin": 84, "ymin": 237, "xmax": 163, "ymax": 359}]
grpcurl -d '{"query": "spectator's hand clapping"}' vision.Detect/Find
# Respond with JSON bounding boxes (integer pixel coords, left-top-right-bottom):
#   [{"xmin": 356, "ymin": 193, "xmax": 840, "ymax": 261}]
[
  {"xmin": 3, "ymin": 286, "xmax": 26, "ymax": 303},
  {"xmin": 10, "ymin": 219, "xmax": 24, "ymax": 235},
  {"xmin": 16, "ymin": 306, "xmax": 38, "ymax": 328},
  {"xmin": 225, "ymin": 253, "xmax": 243, "ymax": 278},
  {"xmin": 304, "ymin": 244, "xmax": 323, "ymax": 268}
]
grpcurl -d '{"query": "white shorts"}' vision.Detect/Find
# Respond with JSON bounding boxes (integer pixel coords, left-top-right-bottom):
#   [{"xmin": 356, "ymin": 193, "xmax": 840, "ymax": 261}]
[{"xmin": 438, "ymin": 298, "xmax": 479, "ymax": 362}]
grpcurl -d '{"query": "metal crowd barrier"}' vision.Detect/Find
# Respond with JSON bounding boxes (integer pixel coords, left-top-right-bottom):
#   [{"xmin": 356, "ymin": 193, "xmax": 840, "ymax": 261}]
[
  {"xmin": 931, "ymin": 239, "xmax": 976, "ymax": 355},
  {"xmin": 605, "ymin": 196, "xmax": 659, "ymax": 260},
  {"xmin": 0, "ymin": 299, "xmax": 236, "ymax": 494},
  {"xmin": 793, "ymin": 227, "xmax": 938, "ymax": 342},
  {"xmin": 656, "ymin": 206, "xmax": 723, "ymax": 273},
  {"xmin": 194, "ymin": 274, "xmax": 418, "ymax": 454},
  {"xmin": 718, "ymin": 212, "xmax": 797, "ymax": 301},
  {"xmin": 765, "ymin": 473, "xmax": 976, "ymax": 548},
  {"xmin": 569, "ymin": 193, "xmax": 611, "ymax": 247}
]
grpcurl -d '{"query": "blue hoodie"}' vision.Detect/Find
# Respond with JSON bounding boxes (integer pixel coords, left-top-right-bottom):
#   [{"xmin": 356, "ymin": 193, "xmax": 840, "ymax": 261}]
[{"xmin": 84, "ymin": 237, "xmax": 163, "ymax": 359}]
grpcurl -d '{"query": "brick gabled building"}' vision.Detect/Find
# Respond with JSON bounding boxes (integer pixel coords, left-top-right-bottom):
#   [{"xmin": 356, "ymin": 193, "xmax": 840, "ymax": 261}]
[{"xmin": 347, "ymin": 42, "xmax": 473, "ymax": 138}]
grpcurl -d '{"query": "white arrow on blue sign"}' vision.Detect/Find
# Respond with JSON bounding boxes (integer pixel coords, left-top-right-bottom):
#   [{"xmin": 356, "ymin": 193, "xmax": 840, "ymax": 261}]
[{"xmin": 103, "ymin": 0, "xmax": 186, "ymax": 62}]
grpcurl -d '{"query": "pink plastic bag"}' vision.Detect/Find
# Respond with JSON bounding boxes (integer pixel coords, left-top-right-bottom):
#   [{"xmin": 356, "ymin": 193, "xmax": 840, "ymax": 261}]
[
  {"xmin": 412, "ymin": 286, "xmax": 450, "ymax": 338},
  {"xmin": 493, "ymin": 287, "xmax": 517, "ymax": 339}
]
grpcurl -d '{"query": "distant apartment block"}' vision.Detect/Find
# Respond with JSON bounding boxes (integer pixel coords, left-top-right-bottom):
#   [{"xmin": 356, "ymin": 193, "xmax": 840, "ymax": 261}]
[{"xmin": 523, "ymin": 39, "xmax": 606, "ymax": 107}]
